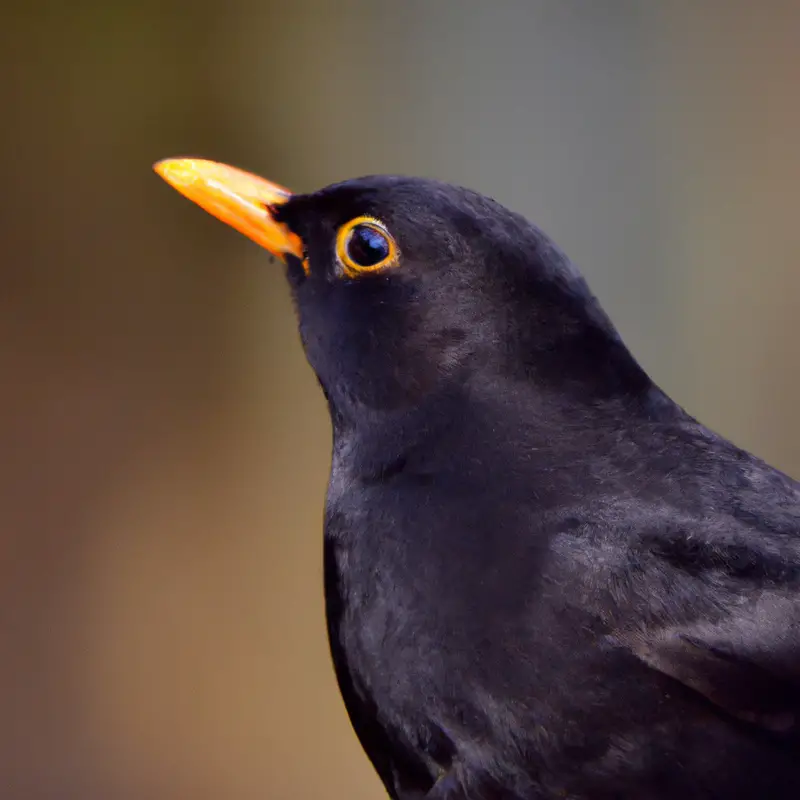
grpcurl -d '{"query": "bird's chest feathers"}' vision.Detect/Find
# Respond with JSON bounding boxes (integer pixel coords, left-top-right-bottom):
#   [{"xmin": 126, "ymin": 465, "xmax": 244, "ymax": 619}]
[
  {"xmin": 324, "ymin": 514, "xmax": 433, "ymax": 707},
  {"xmin": 322, "ymin": 465, "xmax": 548, "ymax": 733},
  {"xmin": 323, "ymin": 516, "xmax": 460, "ymax": 788}
]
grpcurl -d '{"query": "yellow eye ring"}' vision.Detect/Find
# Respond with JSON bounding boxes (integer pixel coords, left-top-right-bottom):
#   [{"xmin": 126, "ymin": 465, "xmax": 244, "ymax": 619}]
[{"xmin": 335, "ymin": 216, "xmax": 399, "ymax": 277}]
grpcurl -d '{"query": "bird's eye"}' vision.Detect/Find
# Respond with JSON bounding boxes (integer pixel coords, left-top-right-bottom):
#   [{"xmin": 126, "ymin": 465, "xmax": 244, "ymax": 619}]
[{"xmin": 336, "ymin": 216, "xmax": 399, "ymax": 277}]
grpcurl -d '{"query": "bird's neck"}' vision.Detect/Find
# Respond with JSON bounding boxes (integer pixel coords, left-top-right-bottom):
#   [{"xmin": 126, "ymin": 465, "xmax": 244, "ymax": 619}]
[{"xmin": 328, "ymin": 359, "xmax": 682, "ymax": 492}]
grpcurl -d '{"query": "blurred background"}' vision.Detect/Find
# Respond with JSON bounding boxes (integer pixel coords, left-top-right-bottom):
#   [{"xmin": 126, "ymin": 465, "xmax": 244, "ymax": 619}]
[{"xmin": 1, "ymin": 1, "xmax": 799, "ymax": 797}]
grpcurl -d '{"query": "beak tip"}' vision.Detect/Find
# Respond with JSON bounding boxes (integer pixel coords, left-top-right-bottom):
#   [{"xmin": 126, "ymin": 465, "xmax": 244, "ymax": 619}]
[
  {"xmin": 153, "ymin": 157, "xmax": 194, "ymax": 189},
  {"xmin": 152, "ymin": 159, "xmax": 167, "ymax": 181}
]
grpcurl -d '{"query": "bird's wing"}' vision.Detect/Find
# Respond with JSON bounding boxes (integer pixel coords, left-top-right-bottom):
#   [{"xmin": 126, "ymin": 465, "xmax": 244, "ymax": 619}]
[
  {"xmin": 614, "ymin": 512, "xmax": 800, "ymax": 734},
  {"xmin": 623, "ymin": 597, "xmax": 800, "ymax": 732}
]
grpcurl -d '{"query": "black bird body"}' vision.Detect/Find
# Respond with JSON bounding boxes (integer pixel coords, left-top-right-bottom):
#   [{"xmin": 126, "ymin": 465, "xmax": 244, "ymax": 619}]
[
  {"xmin": 273, "ymin": 177, "xmax": 800, "ymax": 799},
  {"xmin": 156, "ymin": 164, "xmax": 800, "ymax": 799},
  {"xmin": 324, "ymin": 386, "xmax": 800, "ymax": 799}
]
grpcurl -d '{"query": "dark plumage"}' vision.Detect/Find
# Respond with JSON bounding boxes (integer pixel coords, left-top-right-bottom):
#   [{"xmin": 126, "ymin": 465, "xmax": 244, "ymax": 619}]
[
  {"xmin": 270, "ymin": 176, "xmax": 800, "ymax": 799},
  {"xmin": 156, "ymin": 162, "xmax": 800, "ymax": 799}
]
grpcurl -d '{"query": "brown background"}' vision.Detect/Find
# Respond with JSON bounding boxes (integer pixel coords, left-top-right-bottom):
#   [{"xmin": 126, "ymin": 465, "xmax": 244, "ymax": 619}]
[{"xmin": 1, "ymin": 2, "xmax": 799, "ymax": 797}]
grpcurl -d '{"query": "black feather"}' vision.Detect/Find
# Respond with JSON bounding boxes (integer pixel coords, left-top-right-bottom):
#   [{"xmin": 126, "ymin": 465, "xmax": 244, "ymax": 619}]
[{"xmin": 272, "ymin": 176, "xmax": 800, "ymax": 799}]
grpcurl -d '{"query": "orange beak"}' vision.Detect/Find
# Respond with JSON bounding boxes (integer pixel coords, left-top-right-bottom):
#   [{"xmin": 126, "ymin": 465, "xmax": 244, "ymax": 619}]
[{"xmin": 153, "ymin": 158, "xmax": 304, "ymax": 261}]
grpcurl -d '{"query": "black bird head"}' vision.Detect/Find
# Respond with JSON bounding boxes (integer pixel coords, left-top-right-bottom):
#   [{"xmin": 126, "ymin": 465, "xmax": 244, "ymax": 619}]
[{"xmin": 154, "ymin": 159, "xmax": 656, "ymax": 428}]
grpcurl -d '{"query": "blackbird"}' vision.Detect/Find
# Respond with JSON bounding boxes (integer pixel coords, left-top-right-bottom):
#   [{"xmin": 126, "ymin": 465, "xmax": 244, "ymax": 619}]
[{"xmin": 154, "ymin": 158, "xmax": 800, "ymax": 800}]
